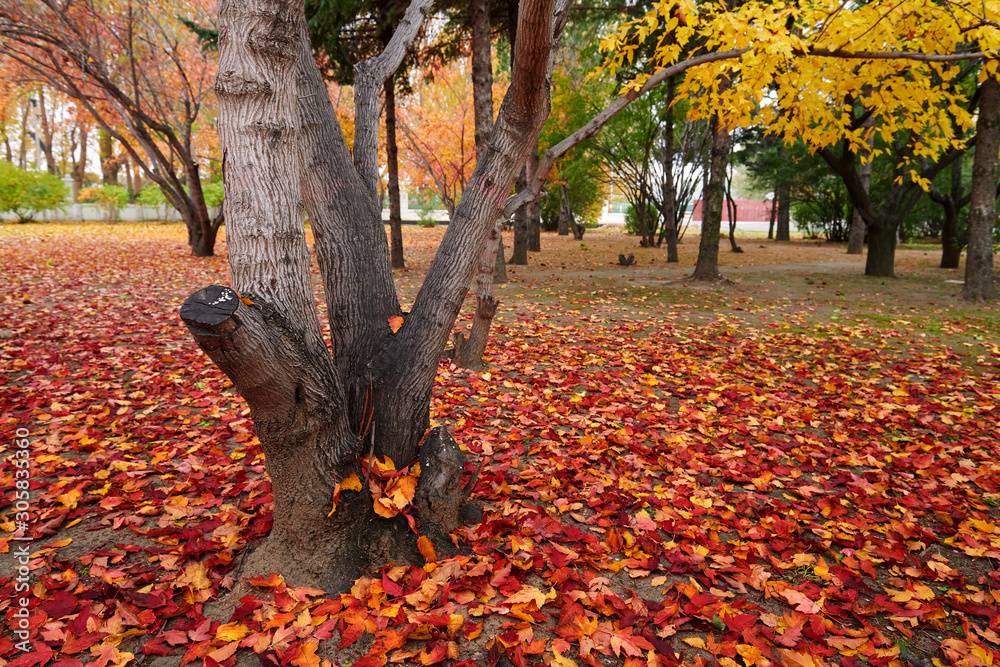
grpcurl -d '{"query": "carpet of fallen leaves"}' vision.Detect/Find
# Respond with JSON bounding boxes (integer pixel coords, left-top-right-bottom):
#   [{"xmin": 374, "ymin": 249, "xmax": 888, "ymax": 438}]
[{"xmin": 2, "ymin": 223, "xmax": 1000, "ymax": 667}]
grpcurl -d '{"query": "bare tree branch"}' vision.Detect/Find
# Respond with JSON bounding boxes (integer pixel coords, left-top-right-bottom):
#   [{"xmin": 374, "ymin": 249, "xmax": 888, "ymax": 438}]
[{"xmin": 352, "ymin": 0, "xmax": 434, "ymax": 200}]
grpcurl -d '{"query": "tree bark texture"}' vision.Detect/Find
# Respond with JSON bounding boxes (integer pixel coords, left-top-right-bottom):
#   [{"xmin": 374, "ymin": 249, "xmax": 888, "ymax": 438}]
[
  {"xmin": 661, "ymin": 78, "xmax": 679, "ymax": 261},
  {"xmin": 37, "ymin": 88, "xmax": 57, "ymax": 174},
  {"xmin": 557, "ymin": 183, "xmax": 571, "ymax": 236},
  {"xmin": 73, "ymin": 124, "xmax": 88, "ymax": 199},
  {"xmin": 386, "ymin": 77, "xmax": 405, "ymax": 269},
  {"xmin": 471, "ymin": 0, "xmax": 494, "ymax": 158},
  {"xmin": 557, "ymin": 183, "xmax": 584, "ymax": 241},
  {"xmin": 864, "ymin": 219, "xmax": 899, "ymax": 277},
  {"xmin": 510, "ymin": 166, "xmax": 529, "ymax": 264},
  {"xmin": 494, "ymin": 240, "xmax": 508, "ymax": 284},
  {"xmin": 775, "ymin": 181, "xmax": 791, "ymax": 242},
  {"xmin": 692, "ymin": 113, "xmax": 729, "ymax": 281},
  {"xmin": 452, "ymin": 295, "xmax": 500, "ymax": 370},
  {"xmin": 938, "ymin": 159, "xmax": 965, "ymax": 269},
  {"xmin": 527, "ymin": 145, "xmax": 541, "ymax": 251},
  {"xmin": 99, "ymin": 131, "xmax": 119, "ymax": 186},
  {"xmin": 189, "ymin": 0, "xmax": 556, "ymax": 590},
  {"xmin": 962, "ymin": 76, "xmax": 999, "ymax": 301},
  {"xmin": 352, "ymin": 0, "xmax": 434, "ymax": 202},
  {"xmin": 846, "ymin": 118, "xmax": 874, "ymax": 254}
]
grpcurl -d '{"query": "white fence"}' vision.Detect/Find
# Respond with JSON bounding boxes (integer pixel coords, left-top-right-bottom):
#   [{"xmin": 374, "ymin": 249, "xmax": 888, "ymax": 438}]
[
  {"xmin": 0, "ymin": 175, "xmax": 776, "ymax": 231},
  {"xmin": 0, "ymin": 175, "xmax": 222, "ymax": 223}
]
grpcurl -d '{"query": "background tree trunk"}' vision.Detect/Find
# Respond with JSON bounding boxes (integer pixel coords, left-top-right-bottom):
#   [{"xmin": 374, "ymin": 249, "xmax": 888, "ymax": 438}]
[
  {"xmin": 99, "ymin": 131, "xmax": 119, "ymax": 186},
  {"xmin": 961, "ymin": 76, "xmax": 999, "ymax": 301},
  {"xmin": 527, "ymin": 145, "xmax": 541, "ymax": 251},
  {"xmin": 36, "ymin": 89, "xmax": 57, "ymax": 174},
  {"xmin": 494, "ymin": 240, "xmax": 507, "ymax": 284},
  {"xmin": 847, "ymin": 116, "xmax": 875, "ymax": 254},
  {"xmin": 768, "ymin": 191, "xmax": 776, "ymax": 239},
  {"xmin": 471, "ymin": 0, "xmax": 493, "ymax": 153},
  {"xmin": 470, "ymin": 0, "xmax": 505, "ymax": 288},
  {"xmin": 510, "ymin": 166, "xmax": 529, "ymax": 264},
  {"xmin": 660, "ymin": 78, "xmax": 678, "ymax": 260},
  {"xmin": 73, "ymin": 125, "xmax": 88, "ymax": 198},
  {"xmin": 725, "ymin": 171, "xmax": 742, "ymax": 253},
  {"xmin": 386, "ymin": 76, "xmax": 405, "ymax": 269},
  {"xmin": 775, "ymin": 181, "xmax": 791, "ymax": 241},
  {"xmin": 692, "ymin": 112, "xmax": 729, "ymax": 280},
  {"xmin": 932, "ymin": 158, "xmax": 966, "ymax": 269},
  {"xmin": 864, "ymin": 217, "xmax": 898, "ymax": 277}
]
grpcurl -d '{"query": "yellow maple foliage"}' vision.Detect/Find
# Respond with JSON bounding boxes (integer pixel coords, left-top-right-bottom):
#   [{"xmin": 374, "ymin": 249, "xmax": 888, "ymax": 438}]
[{"xmin": 597, "ymin": 0, "xmax": 999, "ymax": 164}]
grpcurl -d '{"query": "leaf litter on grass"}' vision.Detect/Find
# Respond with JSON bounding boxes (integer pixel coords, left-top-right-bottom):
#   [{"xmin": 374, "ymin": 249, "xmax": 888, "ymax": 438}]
[{"xmin": 1, "ymin": 223, "xmax": 999, "ymax": 667}]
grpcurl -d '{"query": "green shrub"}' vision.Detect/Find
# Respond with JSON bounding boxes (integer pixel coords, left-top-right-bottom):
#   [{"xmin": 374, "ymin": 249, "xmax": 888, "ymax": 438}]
[
  {"xmin": 624, "ymin": 202, "xmax": 660, "ymax": 236},
  {"xmin": 202, "ymin": 182, "xmax": 224, "ymax": 208},
  {"xmin": 79, "ymin": 185, "xmax": 129, "ymax": 221},
  {"xmin": 0, "ymin": 162, "xmax": 67, "ymax": 222},
  {"xmin": 137, "ymin": 185, "xmax": 166, "ymax": 207}
]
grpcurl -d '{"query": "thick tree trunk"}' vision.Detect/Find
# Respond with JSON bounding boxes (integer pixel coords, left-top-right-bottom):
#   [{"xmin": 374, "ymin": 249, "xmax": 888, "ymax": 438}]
[
  {"xmin": 183, "ymin": 159, "xmax": 216, "ymax": 256},
  {"xmin": 188, "ymin": 217, "xmax": 218, "ymax": 257},
  {"xmin": 847, "ymin": 118, "xmax": 874, "ymax": 254},
  {"xmin": 558, "ymin": 183, "xmax": 571, "ymax": 235},
  {"xmin": 775, "ymin": 181, "xmax": 791, "ymax": 241},
  {"xmin": 189, "ymin": 0, "xmax": 555, "ymax": 592},
  {"xmin": 386, "ymin": 77, "xmax": 405, "ymax": 269},
  {"xmin": 692, "ymin": 113, "xmax": 728, "ymax": 281},
  {"xmin": 510, "ymin": 166, "xmax": 529, "ymax": 264},
  {"xmin": 181, "ymin": 287, "xmax": 366, "ymax": 589},
  {"xmin": 557, "ymin": 206, "xmax": 570, "ymax": 235},
  {"xmin": 962, "ymin": 76, "xmax": 999, "ymax": 301},
  {"xmin": 864, "ymin": 217, "xmax": 898, "ymax": 277},
  {"xmin": 558, "ymin": 183, "xmax": 586, "ymax": 239},
  {"xmin": 636, "ymin": 192, "xmax": 651, "ymax": 247}
]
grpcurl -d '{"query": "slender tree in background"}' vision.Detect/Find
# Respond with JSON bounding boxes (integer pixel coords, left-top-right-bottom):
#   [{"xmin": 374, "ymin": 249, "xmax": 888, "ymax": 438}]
[
  {"xmin": 846, "ymin": 113, "xmax": 875, "ymax": 254},
  {"xmin": 961, "ymin": 74, "xmax": 999, "ymax": 301},
  {"xmin": 385, "ymin": 75, "xmax": 405, "ymax": 268},
  {"xmin": 927, "ymin": 158, "xmax": 970, "ymax": 270},
  {"xmin": 452, "ymin": 0, "xmax": 507, "ymax": 370},
  {"xmin": 691, "ymin": 110, "xmax": 729, "ymax": 280},
  {"xmin": 660, "ymin": 77, "xmax": 679, "ymax": 261}
]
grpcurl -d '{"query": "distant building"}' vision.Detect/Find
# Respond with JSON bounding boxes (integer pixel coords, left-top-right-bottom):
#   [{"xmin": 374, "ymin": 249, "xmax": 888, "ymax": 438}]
[
  {"xmin": 690, "ymin": 198, "xmax": 779, "ymax": 233},
  {"xmin": 691, "ymin": 199, "xmax": 774, "ymax": 223}
]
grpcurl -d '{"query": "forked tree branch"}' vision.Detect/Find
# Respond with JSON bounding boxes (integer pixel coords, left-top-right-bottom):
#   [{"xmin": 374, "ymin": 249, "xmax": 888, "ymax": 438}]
[{"xmin": 352, "ymin": 0, "xmax": 434, "ymax": 200}]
